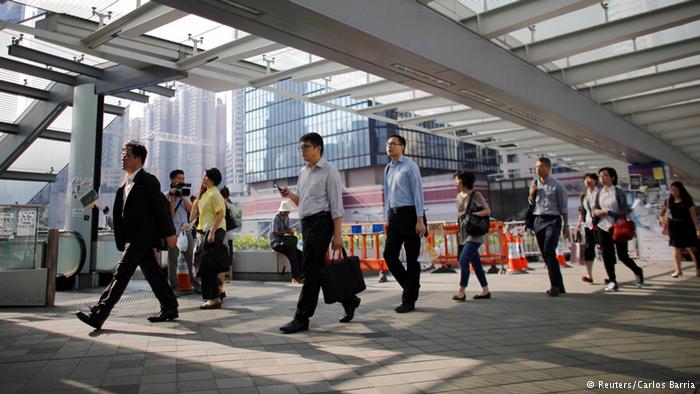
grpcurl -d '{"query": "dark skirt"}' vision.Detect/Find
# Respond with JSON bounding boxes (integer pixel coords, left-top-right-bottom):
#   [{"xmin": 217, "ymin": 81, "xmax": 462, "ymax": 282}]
[{"xmin": 669, "ymin": 219, "xmax": 698, "ymax": 248}]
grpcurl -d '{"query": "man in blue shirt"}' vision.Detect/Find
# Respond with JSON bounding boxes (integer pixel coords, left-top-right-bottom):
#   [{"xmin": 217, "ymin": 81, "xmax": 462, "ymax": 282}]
[
  {"xmin": 529, "ymin": 157, "xmax": 569, "ymax": 297},
  {"xmin": 382, "ymin": 134, "xmax": 426, "ymax": 313}
]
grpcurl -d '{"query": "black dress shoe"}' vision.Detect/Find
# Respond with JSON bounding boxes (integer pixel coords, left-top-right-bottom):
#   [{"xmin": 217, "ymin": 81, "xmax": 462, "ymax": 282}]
[
  {"xmin": 546, "ymin": 288, "xmax": 560, "ymax": 297},
  {"xmin": 339, "ymin": 296, "xmax": 361, "ymax": 323},
  {"xmin": 394, "ymin": 303, "xmax": 415, "ymax": 313},
  {"xmin": 76, "ymin": 311, "xmax": 105, "ymax": 330},
  {"xmin": 147, "ymin": 310, "xmax": 179, "ymax": 323},
  {"xmin": 279, "ymin": 319, "xmax": 309, "ymax": 334}
]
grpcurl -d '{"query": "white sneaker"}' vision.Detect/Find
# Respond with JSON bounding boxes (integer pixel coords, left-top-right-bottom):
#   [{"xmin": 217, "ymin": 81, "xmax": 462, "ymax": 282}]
[{"xmin": 605, "ymin": 282, "xmax": 619, "ymax": 292}]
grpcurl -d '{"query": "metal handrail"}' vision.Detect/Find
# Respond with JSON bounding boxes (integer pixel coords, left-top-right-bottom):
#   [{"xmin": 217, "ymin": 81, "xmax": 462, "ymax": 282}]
[{"xmin": 56, "ymin": 229, "xmax": 86, "ymax": 278}]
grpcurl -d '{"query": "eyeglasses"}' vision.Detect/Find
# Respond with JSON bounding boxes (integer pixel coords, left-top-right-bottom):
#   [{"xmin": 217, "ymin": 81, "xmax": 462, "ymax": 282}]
[
  {"xmin": 386, "ymin": 142, "xmax": 403, "ymax": 147},
  {"xmin": 299, "ymin": 144, "xmax": 316, "ymax": 151}
]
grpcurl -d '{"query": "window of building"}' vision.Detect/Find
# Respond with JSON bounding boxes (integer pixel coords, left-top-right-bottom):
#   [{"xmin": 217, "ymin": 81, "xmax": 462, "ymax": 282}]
[{"xmin": 507, "ymin": 154, "xmax": 519, "ymax": 163}]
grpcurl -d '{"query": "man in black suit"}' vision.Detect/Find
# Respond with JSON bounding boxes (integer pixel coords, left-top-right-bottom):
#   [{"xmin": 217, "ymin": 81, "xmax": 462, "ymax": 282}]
[{"xmin": 76, "ymin": 141, "xmax": 178, "ymax": 330}]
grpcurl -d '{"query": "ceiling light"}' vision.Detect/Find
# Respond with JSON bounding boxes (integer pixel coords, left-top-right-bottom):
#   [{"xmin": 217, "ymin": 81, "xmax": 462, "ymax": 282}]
[
  {"xmin": 458, "ymin": 89, "xmax": 504, "ymax": 107},
  {"xmin": 392, "ymin": 64, "xmax": 453, "ymax": 87},
  {"xmin": 217, "ymin": 0, "xmax": 263, "ymax": 15}
]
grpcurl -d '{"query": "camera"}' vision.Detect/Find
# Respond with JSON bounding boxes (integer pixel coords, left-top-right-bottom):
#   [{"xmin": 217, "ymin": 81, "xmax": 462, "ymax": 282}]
[{"xmin": 170, "ymin": 182, "xmax": 191, "ymax": 197}]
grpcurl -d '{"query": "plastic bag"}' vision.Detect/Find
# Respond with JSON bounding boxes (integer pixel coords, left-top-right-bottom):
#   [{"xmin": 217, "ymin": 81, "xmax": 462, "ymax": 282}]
[{"xmin": 177, "ymin": 231, "xmax": 188, "ymax": 252}]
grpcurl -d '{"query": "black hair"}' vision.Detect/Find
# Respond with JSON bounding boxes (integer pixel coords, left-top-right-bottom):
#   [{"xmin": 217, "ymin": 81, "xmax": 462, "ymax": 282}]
[
  {"xmin": 220, "ymin": 186, "xmax": 230, "ymax": 199},
  {"xmin": 598, "ymin": 167, "xmax": 618, "ymax": 186},
  {"xmin": 299, "ymin": 132, "xmax": 324, "ymax": 155},
  {"xmin": 123, "ymin": 140, "xmax": 147, "ymax": 163},
  {"xmin": 454, "ymin": 170, "xmax": 475, "ymax": 190},
  {"xmin": 205, "ymin": 167, "xmax": 222, "ymax": 186},
  {"xmin": 169, "ymin": 169, "xmax": 184, "ymax": 180},
  {"xmin": 584, "ymin": 172, "xmax": 599, "ymax": 182},
  {"xmin": 537, "ymin": 157, "xmax": 552, "ymax": 167},
  {"xmin": 387, "ymin": 134, "xmax": 406, "ymax": 147},
  {"xmin": 670, "ymin": 181, "xmax": 694, "ymax": 207}
]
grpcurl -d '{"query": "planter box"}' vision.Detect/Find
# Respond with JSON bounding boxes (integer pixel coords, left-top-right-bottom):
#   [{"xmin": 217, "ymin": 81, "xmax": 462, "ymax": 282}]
[{"xmin": 232, "ymin": 250, "xmax": 291, "ymax": 281}]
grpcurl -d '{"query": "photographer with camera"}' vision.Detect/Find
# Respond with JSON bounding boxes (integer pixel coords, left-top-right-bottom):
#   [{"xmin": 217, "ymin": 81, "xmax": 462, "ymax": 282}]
[{"xmin": 166, "ymin": 169, "xmax": 200, "ymax": 294}]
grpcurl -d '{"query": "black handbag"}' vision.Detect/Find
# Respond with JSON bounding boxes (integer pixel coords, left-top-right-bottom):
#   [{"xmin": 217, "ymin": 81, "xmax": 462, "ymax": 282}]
[
  {"xmin": 525, "ymin": 181, "xmax": 537, "ymax": 230},
  {"xmin": 463, "ymin": 192, "xmax": 490, "ymax": 237},
  {"xmin": 319, "ymin": 248, "xmax": 366, "ymax": 304},
  {"xmin": 193, "ymin": 228, "xmax": 229, "ymax": 276},
  {"xmin": 281, "ymin": 235, "xmax": 298, "ymax": 249}
]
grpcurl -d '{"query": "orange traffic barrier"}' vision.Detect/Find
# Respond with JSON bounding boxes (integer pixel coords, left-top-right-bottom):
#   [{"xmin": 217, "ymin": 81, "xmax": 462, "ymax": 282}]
[
  {"xmin": 557, "ymin": 250, "xmax": 568, "ymax": 268},
  {"xmin": 506, "ymin": 233, "xmax": 523, "ymax": 273}
]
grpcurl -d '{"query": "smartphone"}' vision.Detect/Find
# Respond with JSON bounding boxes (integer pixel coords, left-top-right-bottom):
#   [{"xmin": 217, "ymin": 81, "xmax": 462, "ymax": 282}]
[{"xmin": 272, "ymin": 182, "xmax": 283, "ymax": 191}]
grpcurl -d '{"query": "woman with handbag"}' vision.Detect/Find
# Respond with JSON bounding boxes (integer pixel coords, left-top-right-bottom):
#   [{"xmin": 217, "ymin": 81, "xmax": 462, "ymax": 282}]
[
  {"xmin": 574, "ymin": 173, "xmax": 600, "ymax": 283},
  {"xmin": 659, "ymin": 181, "xmax": 699, "ymax": 277},
  {"xmin": 191, "ymin": 168, "xmax": 229, "ymax": 309},
  {"xmin": 593, "ymin": 167, "xmax": 644, "ymax": 292},
  {"xmin": 452, "ymin": 171, "xmax": 491, "ymax": 301}
]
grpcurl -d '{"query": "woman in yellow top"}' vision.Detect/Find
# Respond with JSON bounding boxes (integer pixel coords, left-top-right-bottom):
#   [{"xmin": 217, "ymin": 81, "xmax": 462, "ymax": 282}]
[{"xmin": 190, "ymin": 168, "xmax": 227, "ymax": 309}]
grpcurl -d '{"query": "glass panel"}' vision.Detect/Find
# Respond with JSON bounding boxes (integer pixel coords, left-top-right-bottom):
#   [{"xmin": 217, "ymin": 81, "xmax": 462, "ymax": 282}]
[
  {"xmin": 0, "ymin": 205, "xmax": 40, "ymax": 270},
  {"xmin": 0, "ymin": 180, "xmax": 47, "ymax": 205},
  {"xmin": 9, "ymin": 138, "xmax": 70, "ymax": 174}
]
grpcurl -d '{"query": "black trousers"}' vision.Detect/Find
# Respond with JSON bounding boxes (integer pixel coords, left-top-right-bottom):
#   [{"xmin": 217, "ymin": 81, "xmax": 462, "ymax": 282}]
[
  {"xmin": 596, "ymin": 228, "xmax": 642, "ymax": 284},
  {"xmin": 95, "ymin": 243, "xmax": 178, "ymax": 316},
  {"xmin": 534, "ymin": 216, "xmax": 565, "ymax": 292},
  {"xmin": 383, "ymin": 209, "xmax": 421, "ymax": 306},
  {"xmin": 274, "ymin": 244, "xmax": 304, "ymax": 279},
  {"xmin": 294, "ymin": 212, "xmax": 354, "ymax": 323}
]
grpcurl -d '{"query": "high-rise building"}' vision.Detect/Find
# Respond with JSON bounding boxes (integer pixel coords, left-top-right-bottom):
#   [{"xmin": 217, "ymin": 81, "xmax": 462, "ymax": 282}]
[
  {"xmin": 228, "ymin": 89, "xmax": 247, "ymax": 195},
  {"xmin": 242, "ymin": 80, "xmax": 500, "ymax": 231}
]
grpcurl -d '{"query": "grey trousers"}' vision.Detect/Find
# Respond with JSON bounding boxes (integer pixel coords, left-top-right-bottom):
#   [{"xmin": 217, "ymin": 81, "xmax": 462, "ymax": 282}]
[{"xmin": 167, "ymin": 231, "xmax": 200, "ymax": 291}]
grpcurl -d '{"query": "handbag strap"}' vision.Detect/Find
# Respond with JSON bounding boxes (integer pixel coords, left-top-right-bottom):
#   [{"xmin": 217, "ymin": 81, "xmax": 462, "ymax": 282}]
[{"xmin": 331, "ymin": 247, "xmax": 348, "ymax": 263}]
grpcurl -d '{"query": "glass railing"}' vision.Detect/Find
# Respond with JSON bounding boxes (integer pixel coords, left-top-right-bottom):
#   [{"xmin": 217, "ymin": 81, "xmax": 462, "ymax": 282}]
[{"xmin": 0, "ymin": 205, "xmax": 40, "ymax": 271}]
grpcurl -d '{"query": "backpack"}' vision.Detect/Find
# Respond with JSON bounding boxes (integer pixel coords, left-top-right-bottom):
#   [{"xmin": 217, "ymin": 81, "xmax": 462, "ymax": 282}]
[{"xmin": 225, "ymin": 204, "xmax": 237, "ymax": 231}]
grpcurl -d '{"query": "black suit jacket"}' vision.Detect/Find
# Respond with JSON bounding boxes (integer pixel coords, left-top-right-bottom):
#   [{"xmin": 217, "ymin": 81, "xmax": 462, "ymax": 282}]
[{"xmin": 113, "ymin": 169, "xmax": 175, "ymax": 252}]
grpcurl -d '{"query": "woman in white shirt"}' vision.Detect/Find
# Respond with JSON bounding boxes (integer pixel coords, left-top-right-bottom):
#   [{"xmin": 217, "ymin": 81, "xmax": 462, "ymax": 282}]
[
  {"xmin": 574, "ymin": 173, "xmax": 599, "ymax": 283},
  {"xmin": 593, "ymin": 167, "xmax": 644, "ymax": 292}
]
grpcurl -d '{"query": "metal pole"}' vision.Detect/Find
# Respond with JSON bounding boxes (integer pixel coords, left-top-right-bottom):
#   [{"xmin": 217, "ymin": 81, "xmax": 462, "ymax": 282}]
[{"xmin": 45, "ymin": 229, "xmax": 58, "ymax": 307}]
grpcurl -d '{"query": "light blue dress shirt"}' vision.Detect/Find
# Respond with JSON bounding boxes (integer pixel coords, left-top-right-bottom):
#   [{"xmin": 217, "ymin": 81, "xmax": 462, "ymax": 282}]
[{"xmin": 383, "ymin": 155, "xmax": 425, "ymax": 220}]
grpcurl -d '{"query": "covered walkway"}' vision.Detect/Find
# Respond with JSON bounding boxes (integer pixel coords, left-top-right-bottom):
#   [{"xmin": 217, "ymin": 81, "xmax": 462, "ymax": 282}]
[{"xmin": 1, "ymin": 260, "xmax": 698, "ymax": 393}]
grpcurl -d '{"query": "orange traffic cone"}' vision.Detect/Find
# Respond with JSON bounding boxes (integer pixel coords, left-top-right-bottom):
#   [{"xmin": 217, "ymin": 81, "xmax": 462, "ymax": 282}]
[
  {"xmin": 516, "ymin": 234, "xmax": 531, "ymax": 271},
  {"xmin": 176, "ymin": 254, "xmax": 193, "ymax": 293},
  {"xmin": 507, "ymin": 233, "xmax": 524, "ymax": 274}
]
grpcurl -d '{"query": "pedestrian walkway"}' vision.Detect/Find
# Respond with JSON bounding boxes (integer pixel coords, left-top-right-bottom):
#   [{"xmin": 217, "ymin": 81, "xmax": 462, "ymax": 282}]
[{"xmin": 1, "ymin": 260, "xmax": 699, "ymax": 394}]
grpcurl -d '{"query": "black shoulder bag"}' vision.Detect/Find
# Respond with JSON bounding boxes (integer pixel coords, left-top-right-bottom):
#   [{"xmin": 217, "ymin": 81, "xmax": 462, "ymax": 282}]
[
  {"xmin": 464, "ymin": 192, "xmax": 490, "ymax": 237},
  {"xmin": 525, "ymin": 181, "xmax": 537, "ymax": 230}
]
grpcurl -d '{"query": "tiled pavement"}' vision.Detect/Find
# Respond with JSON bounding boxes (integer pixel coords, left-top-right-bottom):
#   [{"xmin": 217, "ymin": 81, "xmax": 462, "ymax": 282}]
[{"xmin": 1, "ymin": 260, "xmax": 699, "ymax": 394}]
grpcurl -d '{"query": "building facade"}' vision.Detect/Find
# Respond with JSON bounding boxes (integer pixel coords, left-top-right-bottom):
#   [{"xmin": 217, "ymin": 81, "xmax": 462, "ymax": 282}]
[{"xmin": 242, "ymin": 80, "xmax": 500, "ymax": 232}]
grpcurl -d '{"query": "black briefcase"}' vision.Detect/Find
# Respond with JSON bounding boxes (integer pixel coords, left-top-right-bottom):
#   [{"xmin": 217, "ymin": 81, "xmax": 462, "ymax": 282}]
[{"xmin": 320, "ymin": 248, "xmax": 366, "ymax": 304}]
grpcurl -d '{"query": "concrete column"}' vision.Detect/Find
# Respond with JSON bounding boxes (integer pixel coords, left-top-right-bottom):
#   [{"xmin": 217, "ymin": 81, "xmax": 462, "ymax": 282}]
[{"xmin": 64, "ymin": 84, "xmax": 103, "ymax": 288}]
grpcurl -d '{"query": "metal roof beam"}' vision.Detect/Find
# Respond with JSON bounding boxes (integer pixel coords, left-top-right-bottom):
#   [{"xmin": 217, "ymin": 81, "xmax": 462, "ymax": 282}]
[
  {"xmin": 582, "ymin": 64, "xmax": 700, "ymax": 102},
  {"xmin": 398, "ymin": 108, "xmax": 490, "ymax": 126},
  {"xmin": 458, "ymin": 128, "xmax": 531, "ymax": 141},
  {"xmin": 646, "ymin": 115, "xmax": 700, "ymax": 133},
  {"xmin": 604, "ymin": 85, "xmax": 700, "ymax": 115},
  {"xmin": 512, "ymin": 1, "xmax": 700, "ymax": 64},
  {"xmin": 310, "ymin": 79, "xmax": 409, "ymax": 102},
  {"xmin": 176, "ymin": 35, "xmax": 284, "ymax": 71},
  {"xmin": 104, "ymin": 103, "xmax": 126, "ymax": 116},
  {"xmin": 629, "ymin": 102, "xmax": 700, "ymax": 125},
  {"xmin": 461, "ymin": 0, "xmax": 598, "ymax": 38},
  {"xmin": 8, "ymin": 44, "xmax": 103, "ymax": 79},
  {"xmin": 0, "ymin": 80, "xmax": 50, "ymax": 101},
  {"xmin": 0, "ymin": 122, "xmax": 70, "ymax": 142},
  {"xmin": 669, "ymin": 135, "xmax": 700, "ymax": 146},
  {"xmin": 656, "ymin": 128, "xmax": 699, "ymax": 140},
  {"xmin": 483, "ymin": 135, "xmax": 555, "ymax": 147},
  {"xmin": 251, "ymin": 60, "xmax": 353, "ymax": 88},
  {"xmin": 82, "ymin": 2, "xmax": 187, "ymax": 48},
  {"xmin": 0, "ymin": 170, "xmax": 56, "ymax": 183},
  {"xmin": 0, "ymin": 84, "xmax": 71, "ymax": 173},
  {"xmin": 142, "ymin": 84, "xmax": 176, "ymax": 97},
  {"xmin": 550, "ymin": 36, "xmax": 700, "ymax": 85},
  {"xmin": 0, "ymin": 57, "xmax": 77, "ymax": 85},
  {"xmin": 358, "ymin": 95, "xmax": 452, "ymax": 115}
]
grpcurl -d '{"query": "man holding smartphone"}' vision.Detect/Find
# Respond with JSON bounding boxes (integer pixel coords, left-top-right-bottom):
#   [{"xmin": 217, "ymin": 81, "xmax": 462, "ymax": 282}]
[{"xmin": 277, "ymin": 132, "xmax": 360, "ymax": 334}]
